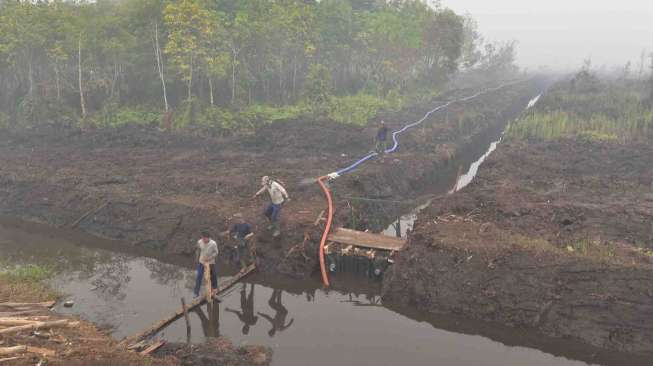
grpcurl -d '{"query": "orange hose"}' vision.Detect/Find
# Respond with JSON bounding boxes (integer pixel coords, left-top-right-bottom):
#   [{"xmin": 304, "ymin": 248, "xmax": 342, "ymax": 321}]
[{"xmin": 317, "ymin": 176, "xmax": 333, "ymax": 287}]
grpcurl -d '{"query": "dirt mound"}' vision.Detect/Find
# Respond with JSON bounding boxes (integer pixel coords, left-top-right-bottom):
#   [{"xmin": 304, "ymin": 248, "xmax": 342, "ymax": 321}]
[
  {"xmin": 383, "ymin": 138, "xmax": 653, "ymax": 361},
  {"xmin": 157, "ymin": 338, "xmax": 271, "ymax": 366}
]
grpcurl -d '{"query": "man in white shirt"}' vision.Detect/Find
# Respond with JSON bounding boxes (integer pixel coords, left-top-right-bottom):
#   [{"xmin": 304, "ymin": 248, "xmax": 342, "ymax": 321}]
[
  {"xmin": 254, "ymin": 176, "xmax": 289, "ymax": 237},
  {"xmin": 194, "ymin": 230, "xmax": 219, "ymax": 298}
]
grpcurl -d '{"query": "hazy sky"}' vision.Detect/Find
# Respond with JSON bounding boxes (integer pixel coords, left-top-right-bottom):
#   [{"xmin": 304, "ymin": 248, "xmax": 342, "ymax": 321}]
[{"xmin": 442, "ymin": 0, "xmax": 653, "ymax": 72}]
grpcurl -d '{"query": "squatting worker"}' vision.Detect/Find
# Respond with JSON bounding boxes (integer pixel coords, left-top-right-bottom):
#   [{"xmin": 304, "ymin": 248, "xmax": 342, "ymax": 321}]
[
  {"xmin": 375, "ymin": 120, "xmax": 389, "ymax": 155},
  {"xmin": 254, "ymin": 176, "xmax": 289, "ymax": 237},
  {"xmin": 229, "ymin": 213, "xmax": 254, "ymax": 269},
  {"xmin": 194, "ymin": 230, "xmax": 219, "ymax": 299}
]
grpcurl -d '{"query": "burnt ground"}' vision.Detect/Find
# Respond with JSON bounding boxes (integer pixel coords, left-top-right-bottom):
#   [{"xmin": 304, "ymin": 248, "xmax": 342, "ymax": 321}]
[
  {"xmin": 0, "ymin": 80, "xmax": 540, "ymax": 280},
  {"xmin": 382, "ymin": 137, "xmax": 653, "ymax": 362}
]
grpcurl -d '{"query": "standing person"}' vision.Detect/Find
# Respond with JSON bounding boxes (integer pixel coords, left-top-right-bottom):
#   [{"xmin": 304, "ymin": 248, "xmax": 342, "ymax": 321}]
[
  {"xmin": 254, "ymin": 176, "xmax": 289, "ymax": 237},
  {"xmin": 223, "ymin": 213, "xmax": 254, "ymax": 269},
  {"xmin": 375, "ymin": 120, "xmax": 389, "ymax": 156},
  {"xmin": 193, "ymin": 230, "xmax": 219, "ymax": 299}
]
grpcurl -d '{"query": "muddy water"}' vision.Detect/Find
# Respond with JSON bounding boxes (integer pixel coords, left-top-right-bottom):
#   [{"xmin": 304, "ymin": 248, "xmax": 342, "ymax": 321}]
[{"xmin": 2, "ymin": 220, "xmax": 617, "ymax": 366}]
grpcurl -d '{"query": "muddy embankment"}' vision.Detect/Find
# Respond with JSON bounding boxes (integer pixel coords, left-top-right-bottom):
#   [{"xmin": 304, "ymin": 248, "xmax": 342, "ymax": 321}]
[
  {"xmin": 0, "ymin": 80, "xmax": 542, "ymax": 279},
  {"xmin": 382, "ymin": 138, "xmax": 653, "ymax": 360}
]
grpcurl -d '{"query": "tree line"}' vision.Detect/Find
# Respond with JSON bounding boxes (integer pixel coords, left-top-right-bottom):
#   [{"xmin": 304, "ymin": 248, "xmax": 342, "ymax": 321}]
[{"xmin": 0, "ymin": 0, "xmax": 518, "ymax": 130}]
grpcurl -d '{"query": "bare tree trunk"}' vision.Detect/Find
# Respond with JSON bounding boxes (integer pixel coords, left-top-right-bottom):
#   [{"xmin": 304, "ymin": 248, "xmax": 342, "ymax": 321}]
[
  {"xmin": 209, "ymin": 77, "xmax": 214, "ymax": 106},
  {"xmin": 78, "ymin": 34, "xmax": 87, "ymax": 119},
  {"xmin": 292, "ymin": 53, "xmax": 297, "ymax": 101},
  {"xmin": 153, "ymin": 23, "xmax": 169, "ymax": 112},
  {"xmin": 27, "ymin": 56, "xmax": 34, "ymax": 100},
  {"xmin": 187, "ymin": 53, "xmax": 193, "ymax": 102},
  {"xmin": 279, "ymin": 56, "xmax": 283, "ymax": 104},
  {"xmin": 110, "ymin": 61, "xmax": 118, "ymax": 101},
  {"xmin": 54, "ymin": 64, "xmax": 61, "ymax": 101},
  {"xmin": 231, "ymin": 47, "xmax": 237, "ymax": 105}
]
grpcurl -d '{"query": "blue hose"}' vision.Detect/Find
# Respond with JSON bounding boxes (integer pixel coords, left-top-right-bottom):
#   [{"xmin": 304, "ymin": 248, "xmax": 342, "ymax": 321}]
[{"xmin": 329, "ymin": 82, "xmax": 520, "ymax": 179}]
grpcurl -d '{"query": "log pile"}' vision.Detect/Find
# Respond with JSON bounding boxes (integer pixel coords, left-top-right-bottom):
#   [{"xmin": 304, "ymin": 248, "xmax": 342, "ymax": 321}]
[{"xmin": 0, "ymin": 301, "xmax": 77, "ymax": 361}]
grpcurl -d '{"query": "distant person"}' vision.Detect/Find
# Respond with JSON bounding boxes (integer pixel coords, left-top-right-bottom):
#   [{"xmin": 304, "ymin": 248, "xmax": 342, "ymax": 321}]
[
  {"xmin": 375, "ymin": 120, "xmax": 389, "ymax": 158},
  {"xmin": 226, "ymin": 283, "xmax": 259, "ymax": 335},
  {"xmin": 254, "ymin": 176, "xmax": 289, "ymax": 237},
  {"xmin": 222, "ymin": 213, "xmax": 254, "ymax": 269},
  {"xmin": 193, "ymin": 230, "xmax": 219, "ymax": 300}
]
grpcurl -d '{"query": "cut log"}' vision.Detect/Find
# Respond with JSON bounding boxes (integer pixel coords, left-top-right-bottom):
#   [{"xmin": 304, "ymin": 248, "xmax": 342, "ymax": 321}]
[
  {"xmin": 26, "ymin": 346, "xmax": 55, "ymax": 357},
  {"xmin": 0, "ymin": 301, "xmax": 56, "ymax": 309},
  {"xmin": 122, "ymin": 264, "xmax": 256, "ymax": 346},
  {"xmin": 0, "ymin": 357, "xmax": 24, "ymax": 364},
  {"xmin": 203, "ymin": 263, "xmax": 213, "ymax": 305},
  {"xmin": 127, "ymin": 340, "xmax": 147, "ymax": 351},
  {"xmin": 0, "ymin": 319, "xmax": 42, "ymax": 326},
  {"xmin": 0, "ymin": 310, "xmax": 41, "ymax": 317},
  {"xmin": 0, "ymin": 319, "xmax": 71, "ymax": 336},
  {"xmin": 139, "ymin": 340, "xmax": 165, "ymax": 355},
  {"xmin": 0, "ymin": 346, "xmax": 26, "ymax": 356},
  {"xmin": 0, "ymin": 316, "xmax": 50, "ymax": 321}
]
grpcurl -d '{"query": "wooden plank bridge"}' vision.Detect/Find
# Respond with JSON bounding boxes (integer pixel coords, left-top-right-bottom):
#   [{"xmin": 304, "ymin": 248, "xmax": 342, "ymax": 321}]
[
  {"xmin": 121, "ymin": 263, "xmax": 256, "ymax": 347},
  {"xmin": 328, "ymin": 228, "xmax": 407, "ymax": 251}
]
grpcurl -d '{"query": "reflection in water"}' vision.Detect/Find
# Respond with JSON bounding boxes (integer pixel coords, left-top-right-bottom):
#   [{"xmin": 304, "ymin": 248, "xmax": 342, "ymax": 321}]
[
  {"xmin": 225, "ymin": 284, "xmax": 258, "ymax": 335},
  {"xmin": 193, "ymin": 303, "xmax": 220, "ymax": 338},
  {"xmin": 89, "ymin": 259, "xmax": 131, "ymax": 301},
  {"xmin": 257, "ymin": 289, "xmax": 294, "ymax": 337},
  {"xmin": 342, "ymin": 293, "xmax": 382, "ymax": 307}
]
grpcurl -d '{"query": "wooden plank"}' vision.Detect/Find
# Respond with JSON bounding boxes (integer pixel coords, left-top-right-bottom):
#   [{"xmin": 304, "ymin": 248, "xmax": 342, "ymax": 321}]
[
  {"xmin": 0, "ymin": 357, "xmax": 24, "ymax": 364},
  {"xmin": 139, "ymin": 340, "xmax": 165, "ymax": 356},
  {"xmin": 69, "ymin": 201, "xmax": 108, "ymax": 229},
  {"xmin": 121, "ymin": 264, "xmax": 256, "ymax": 346},
  {"xmin": 328, "ymin": 228, "xmax": 406, "ymax": 251},
  {"xmin": 0, "ymin": 301, "xmax": 56, "ymax": 309}
]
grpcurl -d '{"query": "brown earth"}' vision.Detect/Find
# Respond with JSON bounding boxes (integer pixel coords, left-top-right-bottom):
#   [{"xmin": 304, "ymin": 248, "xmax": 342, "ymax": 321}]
[
  {"xmin": 0, "ymin": 81, "xmax": 541, "ymax": 280},
  {"xmin": 382, "ymin": 137, "xmax": 653, "ymax": 362},
  {"xmin": 0, "ymin": 277, "xmax": 271, "ymax": 366},
  {"xmin": 0, "ymin": 277, "xmax": 170, "ymax": 366}
]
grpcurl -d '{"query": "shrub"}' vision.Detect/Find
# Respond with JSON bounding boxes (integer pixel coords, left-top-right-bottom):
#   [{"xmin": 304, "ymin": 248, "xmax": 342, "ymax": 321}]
[{"xmin": 326, "ymin": 93, "xmax": 403, "ymax": 126}]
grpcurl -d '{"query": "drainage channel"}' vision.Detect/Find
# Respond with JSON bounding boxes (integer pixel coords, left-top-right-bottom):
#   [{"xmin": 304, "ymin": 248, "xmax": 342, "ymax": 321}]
[
  {"xmin": 383, "ymin": 93, "xmax": 543, "ymax": 238},
  {"xmin": 0, "ymin": 220, "xmax": 609, "ymax": 366}
]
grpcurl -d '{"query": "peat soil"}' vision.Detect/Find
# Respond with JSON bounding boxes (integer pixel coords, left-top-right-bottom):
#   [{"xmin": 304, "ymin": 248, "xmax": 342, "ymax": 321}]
[
  {"xmin": 0, "ymin": 80, "xmax": 542, "ymax": 279},
  {"xmin": 382, "ymin": 137, "xmax": 653, "ymax": 363}
]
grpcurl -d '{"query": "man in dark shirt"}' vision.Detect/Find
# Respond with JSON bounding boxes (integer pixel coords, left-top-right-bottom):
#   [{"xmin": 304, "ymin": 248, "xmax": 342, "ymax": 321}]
[
  {"xmin": 375, "ymin": 120, "xmax": 389, "ymax": 156},
  {"xmin": 223, "ymin": 213, "xmax": 254, "ymax": 269}
]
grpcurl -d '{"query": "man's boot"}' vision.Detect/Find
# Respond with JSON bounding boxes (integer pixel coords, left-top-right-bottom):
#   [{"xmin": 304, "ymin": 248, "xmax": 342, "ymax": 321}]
[{"xmin": 272, "ymin": 221, "xmax": 281, "ymax": 237}]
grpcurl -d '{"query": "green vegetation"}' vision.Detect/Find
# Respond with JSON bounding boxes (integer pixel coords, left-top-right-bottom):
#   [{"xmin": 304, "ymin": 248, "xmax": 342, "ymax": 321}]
[
  {"xmin": 1, "ymin": 264, "xmax": 53, "ymax": 283},
  {"xmin": 0, "ymin": 265, "xmax": 59, "ymax": 302},
  {"xmin": 509, "ymin": 68, "xmax": 653, "ymax": 142},
  {"xmin": 0, "ymin": 0, "xmax": 518, "ymax": 132}
]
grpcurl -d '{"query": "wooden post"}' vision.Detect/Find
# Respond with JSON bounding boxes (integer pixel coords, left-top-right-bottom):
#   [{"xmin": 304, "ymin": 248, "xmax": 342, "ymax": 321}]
[
  {"xmin": 180, "ymin": 298, "xmax": 191, "ymax": 343},
  {"xmin": 203, "ymin": 263, "xmax": 213, "ymax": 305}
]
